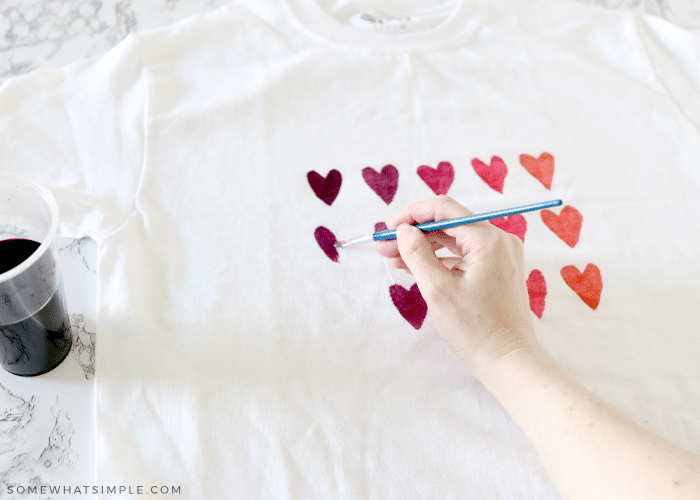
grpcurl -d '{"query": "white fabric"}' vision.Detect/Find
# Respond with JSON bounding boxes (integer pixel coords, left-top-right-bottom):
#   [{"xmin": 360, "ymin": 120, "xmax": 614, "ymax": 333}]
[{"xmin": 2, "ymin": 0, "xmax": 700, "ymax": 497}]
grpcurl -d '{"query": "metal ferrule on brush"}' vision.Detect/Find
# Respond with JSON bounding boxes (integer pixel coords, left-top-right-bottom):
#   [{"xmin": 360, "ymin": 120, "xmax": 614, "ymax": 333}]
[
  {"xmin": 334, "ymin": 229, "xmax": 396, "ymax": 247},
  {"xmin": 334, "ymin": 234, "xmax": 375, "ymax": 247}
]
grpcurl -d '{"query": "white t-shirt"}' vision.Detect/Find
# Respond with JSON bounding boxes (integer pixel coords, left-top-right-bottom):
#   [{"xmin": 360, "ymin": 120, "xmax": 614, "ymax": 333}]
[{"xmin": 2, "ymin": 0, "xmax": 700, "ymax": 497}]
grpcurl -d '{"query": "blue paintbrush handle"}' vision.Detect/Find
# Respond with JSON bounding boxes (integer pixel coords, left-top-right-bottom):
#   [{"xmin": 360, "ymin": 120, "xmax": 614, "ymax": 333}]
[{"xmin": 372, "ymin": 199, "xmax": 563, "ymax": 242}]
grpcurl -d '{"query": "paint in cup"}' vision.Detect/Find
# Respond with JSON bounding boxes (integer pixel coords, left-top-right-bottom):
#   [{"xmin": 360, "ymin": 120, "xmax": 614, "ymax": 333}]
[{"xmin": 0, "ymin": 171, "xmax": 72, "ymax": 376}]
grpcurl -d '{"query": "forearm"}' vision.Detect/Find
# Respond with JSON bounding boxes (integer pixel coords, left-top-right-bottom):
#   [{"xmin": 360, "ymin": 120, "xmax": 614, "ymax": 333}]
[{"xmin": 479, "ymin": 347, "xmax": 700, "ymax": 499}]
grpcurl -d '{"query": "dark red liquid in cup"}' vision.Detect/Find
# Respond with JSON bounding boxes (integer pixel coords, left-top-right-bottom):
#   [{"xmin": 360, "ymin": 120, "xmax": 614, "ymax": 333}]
[{"xmin": 0, "ymin": 239, "xmax": 72, "ymax": 376}]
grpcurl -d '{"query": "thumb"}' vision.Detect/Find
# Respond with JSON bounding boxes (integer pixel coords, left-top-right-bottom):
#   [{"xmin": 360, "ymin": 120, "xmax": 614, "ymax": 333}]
[{"xmin": 396, "ymin": 224, "xmax": 453, "ymax": 295}]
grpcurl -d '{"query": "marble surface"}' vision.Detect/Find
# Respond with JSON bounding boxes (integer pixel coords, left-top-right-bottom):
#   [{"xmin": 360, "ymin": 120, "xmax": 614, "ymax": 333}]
[
  {"xmin": 0, "ymin": 0, "xmax": 231, "ymax": 83},
  {"xmin": 0, "ymin": 0, "xmax": 698, "ymax": 498},
  {"xmin": 0, "ymin": 0, "xmax": 699, "ymax": 85},
  {"xmin": 1, "ymin": 237, "xmax": 97, "ymax": 499}
]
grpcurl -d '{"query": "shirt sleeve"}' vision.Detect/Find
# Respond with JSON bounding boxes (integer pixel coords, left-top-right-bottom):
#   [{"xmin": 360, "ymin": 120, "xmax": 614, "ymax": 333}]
[
  {"xmin": 0, "ymin": 34, "xmax": 145, "ymax": 242},
  {"xmin": 635, "ymin": 15, "xmax": 700, "ymax": 137}
]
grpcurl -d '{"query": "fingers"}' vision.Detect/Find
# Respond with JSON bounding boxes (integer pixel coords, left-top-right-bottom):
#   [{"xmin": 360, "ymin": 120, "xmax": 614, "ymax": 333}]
[
  {"xmin": 376, "ymin": 230, "xmax": 459, "ymax": 259},
  {"xmin": 395, "ymin": 224, "xmax": 453, "ymax": 292},
  {"xmin": 388, "ymin": 254, "xmax": 464, "ymax": 277},
  {"xmin": 386, "ymin": 195, "xmax": 474, "ymax": 230},
  {"xmin": 377, "ymin": 196, "xmax": 476, "ymax": 260},
  {"xmin": 438, "ymin": 256, "xmax": 463, "ymax": 271},
  {"xmin": 376, "ymin": 195, "xmax": 501, "ymax": 277}
]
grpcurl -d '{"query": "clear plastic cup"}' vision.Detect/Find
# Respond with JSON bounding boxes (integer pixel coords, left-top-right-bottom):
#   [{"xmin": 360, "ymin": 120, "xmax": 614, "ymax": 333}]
[{"xmin": 0, "ymin": 171, "xmax": 73, "ymax": 376}]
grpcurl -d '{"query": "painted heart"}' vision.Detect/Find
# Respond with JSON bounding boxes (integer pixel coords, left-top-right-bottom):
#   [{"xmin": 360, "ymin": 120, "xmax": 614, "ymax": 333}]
[
  {"xmin": 519, "ymin": 152, "xmax": 554, "ymax": 190},
  {"xmin": 526, "ymin": 269, "xmax": 546, "ymax": 319},
  {"xmin": 363, "ymin": 165, "xmax": 399, "ymax": 204},
  {"xmin": 489, "ymin": 214, "xmax": 527, "ymax": 243},
  {"xmin": 307, "ymin": 169, "xmax": 342, "ymax": 206},
  {"xmin": 541, "ymin": 205, "xmax": 582, "ymax": 248},
  {"xmin": 314, "ymin": 226, "xmax": 339, "ymax": 263},
  {"xmin": 375, "ymin": 222, "xmax": 388, "ymax": 232},
  {"xmin": 389, "ymin": 283, "xmax": 428, "ymax": 330},
  {"xmin": 561, "ymin": 264, "xmax": 602, "ymax": 310},
  {"xmin": 471, "ymin": 156, "xmax": 507, "ymax": 193},
  {"xmin": 417, "ymin": 161, "xmax": 454, "ymax": 195}
]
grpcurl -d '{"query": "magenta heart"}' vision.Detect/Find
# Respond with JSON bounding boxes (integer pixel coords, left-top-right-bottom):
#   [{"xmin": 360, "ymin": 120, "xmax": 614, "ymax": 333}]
[
  {"xmin": 471, "ymin": 156, "xmax": 507, "ymax": 193},
  {"xmin": 417, "ymin": 161, "xmax": 454, "ymax": 195},
  {"xmin": 489, "ymin": 214, "xmax": 527, "ymax": 242},
  {"xmin": 308, "ymin": 169, "xmax": 342, "ymax": 206},
  {"xmin": 374, "ymin": 222, "xmax": 388, "ymax": 232},
  {"xmin": 389, "ymin": 284, "xmax": 427, "ymax": 330},
  {"xmin": 362, "ymin": 165, "xmax": 399, "ymax": 205},
  {"xmin": 315, "ymin": 226, "xmax": 339, "ymax": 263},
  {"xmin": 526, "ymin": 269, "xmax": 546, "ymax": 319}
]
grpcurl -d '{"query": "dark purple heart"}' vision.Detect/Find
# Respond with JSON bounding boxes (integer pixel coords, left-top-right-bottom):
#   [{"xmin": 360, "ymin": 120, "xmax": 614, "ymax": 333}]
[
  {"xmin": 389, "ymin": 284, "xmax": 428, "ymax": 330},
  {"xmin": 308, "ymin": 169, "xmax": 342, "ymax": 206},
  {"xmin": 315, "ymin": 226, "xmax": 339, "ymax": 263},
  {"xmin": 362, "ymin": 165, "xmax": 399, "ymax": 205}
]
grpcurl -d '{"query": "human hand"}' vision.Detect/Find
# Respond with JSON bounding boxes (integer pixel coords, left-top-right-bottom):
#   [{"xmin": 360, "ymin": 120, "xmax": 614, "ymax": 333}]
[
  {"xmin": 376, "ymin": 195, "xmax": 541, "ymax": 380},
  {"xmin": 379, "ymin": 196, "xmax": 700, "ymax": 499}
]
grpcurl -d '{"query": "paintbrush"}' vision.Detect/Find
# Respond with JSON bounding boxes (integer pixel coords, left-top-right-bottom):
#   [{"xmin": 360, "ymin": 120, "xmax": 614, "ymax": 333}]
[{"xmin": 333, "ymin": 199, "xmax": 563, "ymax": 247}]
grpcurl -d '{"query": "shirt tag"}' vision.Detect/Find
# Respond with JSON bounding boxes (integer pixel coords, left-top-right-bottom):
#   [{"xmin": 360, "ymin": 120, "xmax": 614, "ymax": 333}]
[{"xmin": 351, "ymin": 10, "xmax": 412, "ymax": 33}]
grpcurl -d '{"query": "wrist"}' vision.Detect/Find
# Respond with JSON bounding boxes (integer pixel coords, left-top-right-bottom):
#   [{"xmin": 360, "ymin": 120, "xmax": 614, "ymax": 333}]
[{"xmin": 470, "ymin": 340, "xmax": 550, "ymax": 393}]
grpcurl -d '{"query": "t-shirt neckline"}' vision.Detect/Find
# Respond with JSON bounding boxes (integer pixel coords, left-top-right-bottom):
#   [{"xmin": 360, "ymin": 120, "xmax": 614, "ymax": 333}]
[{"xmin": 280, "ymin": 0, "xmax": 486, "ymax": 51}]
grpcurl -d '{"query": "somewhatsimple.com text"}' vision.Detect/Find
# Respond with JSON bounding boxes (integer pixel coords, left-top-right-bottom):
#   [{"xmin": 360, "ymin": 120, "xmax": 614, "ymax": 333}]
[{"xmin": 6, "ymin": 485, "xmax": 181, "ymax": 495}]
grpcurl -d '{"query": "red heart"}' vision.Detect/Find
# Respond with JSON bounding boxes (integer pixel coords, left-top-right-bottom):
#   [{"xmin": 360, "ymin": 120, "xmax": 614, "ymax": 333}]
[
  {"xmin": 471, "ymin": 156, "xmax": 507, "ymax": 193},
  {"xmin": 389, "ymin": 284, "xmax": 428, "ymax": 330},
  {"xmin": 519, "ymin": 153, "xmax": 554, "ymax": 190},
  {"xmin": 314, "ymin": 226, "xmax": 339, "ymax": 263},
  {"xmin": 541, "ymin": 206, "xmax": 582, "ymax": 248},
  {"xmin": 489, "ymin": 214, "xmax": 527, "ymax": 243},
  {"xmin": 307, "ymin": 169, "xmax": 342, "ymax": 206},
  {"xmin": 526, "ymin": 270, "xmax": 546, "ymax": 319},
  {"xmin": 363, "ymin": 165, "xmax": 399, "ymax": 204},
  {"xmin": 417, "ymin": 161, "xmax": 454, "ymax": 195},
  {"xmin": 561, "ymin": 264, "xmax": 602, "ymax": 310}
]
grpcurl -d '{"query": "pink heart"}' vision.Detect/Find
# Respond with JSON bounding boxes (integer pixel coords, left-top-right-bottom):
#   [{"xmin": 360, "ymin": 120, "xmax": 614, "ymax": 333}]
[
  {"xmin": 314, "ymin": 226, "xmax": 339, "ymax": 263},
  {"xmin": 307, "ymin": 169, "xmax": 342, "ymax": 206},
  {"xmin": 526, "ymin": 270, "xmax": 546, "ymax": 319},
  {"xmin": 489, "ymin": 214, "xmax": 527, "ymax": 243},
  {"xmin": 389, "ymin": 284, "xmax": 427, "ymax": 330},
  {"xmin": 417, "ymin": 161, "xmax": 454, "ymax": 195},
  {"xmin": 471, "ymin": 156, "xmax": 507, "ymax": 193},
  {"xmin": 363, "ymin": 165, "xmax": 399, "ymax": 204},
  {"xmin": 374, "ymin": 222, "xmax": 388, "ymax": 232}
]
